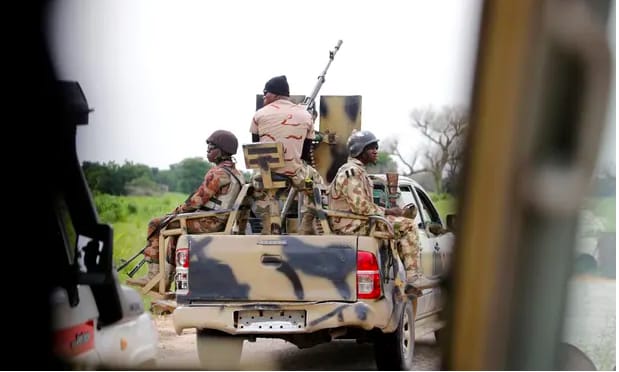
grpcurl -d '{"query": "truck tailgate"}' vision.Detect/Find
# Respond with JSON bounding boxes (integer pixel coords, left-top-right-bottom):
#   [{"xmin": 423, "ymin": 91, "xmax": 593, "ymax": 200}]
[{"xmin": 180, "ymin": 235, "xmax": 358, "ymax": 302}]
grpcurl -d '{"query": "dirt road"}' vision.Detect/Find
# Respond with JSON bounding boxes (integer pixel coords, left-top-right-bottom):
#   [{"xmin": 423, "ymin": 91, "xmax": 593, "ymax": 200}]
[{"xmin": 154, "ymin": 315, "xmax": 442, "ymax": 370}]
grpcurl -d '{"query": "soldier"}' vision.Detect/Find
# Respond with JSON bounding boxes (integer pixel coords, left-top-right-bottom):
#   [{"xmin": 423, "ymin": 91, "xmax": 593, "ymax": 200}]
[
  {"xmin": 250, "ymin": 75, "xmax": 324, "ymax": 234},
  {"xmin": 327, "ymin": 130, "xmax": 438, "ymax": 292},
  {"xmin": 127, "ymin": 130, "xmax": 245, "ymax": 287}
]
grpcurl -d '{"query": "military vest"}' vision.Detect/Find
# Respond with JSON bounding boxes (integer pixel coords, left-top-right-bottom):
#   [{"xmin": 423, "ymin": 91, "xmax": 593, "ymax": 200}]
[{"xmin": 202, "ymin": 166, "xmax": 244, "ymax": 211}]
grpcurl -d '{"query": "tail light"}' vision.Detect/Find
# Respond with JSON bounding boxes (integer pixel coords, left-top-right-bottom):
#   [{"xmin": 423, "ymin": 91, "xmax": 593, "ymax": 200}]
[
  {"xmin": 357, "ymin": 251, "xmax": 381, "ymax": 299},
  {"xmin": 175, "ymin": 247, "xmax": 189, "ymax": 294},
  {"xmin": 176, "ymin": 247, "xmax": 189, "ymax": 268}
]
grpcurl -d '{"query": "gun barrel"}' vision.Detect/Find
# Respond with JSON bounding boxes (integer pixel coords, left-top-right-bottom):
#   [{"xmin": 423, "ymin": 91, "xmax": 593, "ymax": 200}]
[{"xmin": 303, "ymin": 40, "xmax": 344, "ymax": 109}]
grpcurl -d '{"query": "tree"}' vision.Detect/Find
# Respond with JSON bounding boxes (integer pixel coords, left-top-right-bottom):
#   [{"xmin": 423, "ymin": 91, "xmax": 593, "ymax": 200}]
[
  {"xmin": 385, "ymin": 105, "xmax": 468, "ymax": 194},
  {"xmin": 366, "ymin": 151, "xmax": 399, "ymax": 174},
  {"xmin": 169, "ymin": 157, "xmax": 212, "ymax": 194}
]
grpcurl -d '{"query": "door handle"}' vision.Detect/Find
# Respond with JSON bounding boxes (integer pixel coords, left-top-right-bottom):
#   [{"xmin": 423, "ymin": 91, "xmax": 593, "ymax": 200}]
[{"xmin": 261, "ymin": 254, "xmax": 282, "ymax": 266}]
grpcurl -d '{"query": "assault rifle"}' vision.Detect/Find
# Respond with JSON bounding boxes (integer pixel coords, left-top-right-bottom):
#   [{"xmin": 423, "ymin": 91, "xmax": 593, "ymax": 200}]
[{"xmin": 116, "ymin": 212, "xmax": 178, "ymax": 274}]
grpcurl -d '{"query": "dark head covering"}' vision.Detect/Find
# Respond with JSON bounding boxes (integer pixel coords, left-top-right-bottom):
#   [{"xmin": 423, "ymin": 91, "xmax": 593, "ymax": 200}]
[
  {"xmin": 264, "ymin": 75, "xmax": 290, "ymax": 97},
  {"xmin": 207, "ymin": 130, "xmax": 238, "ymax": 155}
]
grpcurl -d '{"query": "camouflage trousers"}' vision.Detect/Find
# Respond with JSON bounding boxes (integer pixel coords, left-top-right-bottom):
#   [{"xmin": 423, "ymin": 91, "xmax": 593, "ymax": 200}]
[
  {"xmin": 332, "ymin": 215, "xmax": 421, "ymax": 279},
  {"xmin": 143, "ymin": 214, "xmax": 226, "ymax": 264},
  {"xmin": 384, "ymin": 215, "xmax": 421, "ymax": 280},
  {"xmin": 252, "ymin": 163, "xmax": 324, "ymax": 232}
]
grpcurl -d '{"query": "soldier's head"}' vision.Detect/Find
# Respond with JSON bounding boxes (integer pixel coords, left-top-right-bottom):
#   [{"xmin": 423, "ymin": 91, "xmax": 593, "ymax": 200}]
[
  {"xmin": 263, "ymin": 75, "xmax": 290, "ymax": 105},
  {"xmin": 206, "ymin": 130, "xmax": 238, "ymax": 163},
  {"xmin": 347, "ymin": 130, "xmax": 379, "ymax": 165}
]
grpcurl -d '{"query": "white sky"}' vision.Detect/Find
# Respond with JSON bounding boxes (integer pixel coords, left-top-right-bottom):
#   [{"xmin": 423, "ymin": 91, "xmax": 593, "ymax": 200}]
[{"xmin": 47, "ymin": 0, "xmax": 615, "ymax": 174}]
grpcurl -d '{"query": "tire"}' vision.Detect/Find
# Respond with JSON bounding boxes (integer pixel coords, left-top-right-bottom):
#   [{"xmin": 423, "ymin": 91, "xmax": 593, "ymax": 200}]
[
  {"xmin": 196, "ymin": 329, "xmax": 243, "ymax": 370},
  {"xmin": 374, "ymin": 301, "xmax": 415, "ymax": 370},
  {"xmin": 573, "ymin": 254, "xmax": 597, "ymax": 275}
]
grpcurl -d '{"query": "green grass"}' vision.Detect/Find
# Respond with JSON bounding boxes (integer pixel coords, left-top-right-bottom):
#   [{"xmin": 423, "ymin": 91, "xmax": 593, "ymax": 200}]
[
  {"xmin": 430, "ymin": 193, "xmax": 458, "ymax": 222},
  {"xmin": 584, "ymin": 197, "xmax": 616, "ymax": 233},
  {"xmin": 96, "ymin": 193, "xmax": 187, "ymax": 282}
]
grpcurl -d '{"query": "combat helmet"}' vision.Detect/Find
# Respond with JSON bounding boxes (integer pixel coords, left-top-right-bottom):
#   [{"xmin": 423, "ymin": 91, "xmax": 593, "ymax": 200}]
[
  {"xmin": 347, "ymin": 130, "xmax": 379, "ymax": 158},
  {"xmin": 206, "ymin": 130, "xmax": 239, "ymax": 155}
]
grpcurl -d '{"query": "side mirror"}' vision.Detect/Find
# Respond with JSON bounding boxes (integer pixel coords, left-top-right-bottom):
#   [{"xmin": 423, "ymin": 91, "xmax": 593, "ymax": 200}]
[
  {"xmin": 446, "ymin": 214, "xmax": 457, "ymax": 232},
  {"xmin": 428, "ymin": 222, "xmax": 444, "ymax": 236}
]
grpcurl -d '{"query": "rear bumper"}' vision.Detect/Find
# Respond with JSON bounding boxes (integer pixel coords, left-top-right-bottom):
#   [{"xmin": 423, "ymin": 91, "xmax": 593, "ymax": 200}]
[{"xmin": 172, "ymin": 300, "xmax": 394, "ymax": 335}]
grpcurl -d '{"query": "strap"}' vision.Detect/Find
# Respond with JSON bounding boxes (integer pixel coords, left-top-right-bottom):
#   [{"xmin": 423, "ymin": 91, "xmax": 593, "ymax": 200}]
[{"xmin": 220, "ymin": 166, "xmax": 244, "ymax": 188}]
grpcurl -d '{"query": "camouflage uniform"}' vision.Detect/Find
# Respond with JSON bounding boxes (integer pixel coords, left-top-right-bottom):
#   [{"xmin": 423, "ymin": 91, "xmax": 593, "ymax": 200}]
[
  {"xmin": 143, "ymin": 160, "xmax": 245, "ymax": 264},
  {"xmin": 250, "ymin": 98, "xmax": 324, "ymax": 233},
  {"xmin": 327, "ymin": 157, "xmax": 421, "ymax": 280}
]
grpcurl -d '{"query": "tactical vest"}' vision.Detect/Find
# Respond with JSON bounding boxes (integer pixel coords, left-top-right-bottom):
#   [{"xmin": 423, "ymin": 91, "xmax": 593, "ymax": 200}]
[{"xmin": 202, "ymin": 167, "xmax": 244, "ymax": 211}]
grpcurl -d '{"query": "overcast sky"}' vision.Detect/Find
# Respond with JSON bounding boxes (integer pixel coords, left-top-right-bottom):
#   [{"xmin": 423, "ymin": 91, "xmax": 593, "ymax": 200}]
[{"xmin": 47, "ymin": 0, "xmax": 615, "ymax": 174}]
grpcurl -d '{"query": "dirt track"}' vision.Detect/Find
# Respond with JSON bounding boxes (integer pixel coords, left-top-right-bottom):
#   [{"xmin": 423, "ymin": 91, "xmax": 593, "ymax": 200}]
[{"xmin": 154, "ymin": 315, "xmax": 442, "ymax": 370}]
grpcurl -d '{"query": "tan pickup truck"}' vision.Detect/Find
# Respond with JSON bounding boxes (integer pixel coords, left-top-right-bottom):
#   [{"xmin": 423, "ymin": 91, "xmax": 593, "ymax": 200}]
[{"xmin": 168, "ymin": 162, "xmax": 455, "ymax": 370}]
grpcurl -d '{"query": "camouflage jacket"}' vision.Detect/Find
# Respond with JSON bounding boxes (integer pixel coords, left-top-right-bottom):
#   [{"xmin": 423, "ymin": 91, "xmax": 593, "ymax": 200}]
[
  {"xmin": 175, "ymin": 160, "xmax": 245, "ymax": 218},
  {"xmin": 327, "ymin": 157, "xmax": 385, "ymax": 234}
]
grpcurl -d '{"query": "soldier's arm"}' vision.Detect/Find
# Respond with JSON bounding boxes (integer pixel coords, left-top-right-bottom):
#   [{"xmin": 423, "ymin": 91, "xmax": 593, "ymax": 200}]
[
  {"xmin": 175, "ymin": 168, "xmax": 226, "ymax": 213},
  {"xmin": 301, "ymin": 115, "xmax": 316, "ymax": 162},
  {"xmin": 345, "ymin": 174, "xmax": 385, "ymax": 216},
  {"xmin": 250, "ymin": 115, "xmax": 260, "ymax": 143}
]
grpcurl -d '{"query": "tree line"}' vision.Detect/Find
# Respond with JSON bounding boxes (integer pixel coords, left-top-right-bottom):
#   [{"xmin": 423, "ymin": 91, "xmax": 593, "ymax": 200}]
[
  {"xmin": 82, "ymin": 157, "xmax": 233, "ymax": 196},
  {"xmin": 82, "ymin": 155, "xmax": 398, "ymax": 196},
  {"xmin": 82, "ymin": 104, "xmax": 614, "ymax": 198}
]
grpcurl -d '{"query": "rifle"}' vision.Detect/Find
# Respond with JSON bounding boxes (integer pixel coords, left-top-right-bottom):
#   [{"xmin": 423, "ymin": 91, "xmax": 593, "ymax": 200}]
[
  {"xmin": 302, "ymin": 40, "xmax": 343, "ymax": 167},
  {"xmin": 386, "ymin": 172, "xmax": 400, "ymax": 208},
  {"xmin": 116, "ymin": 212, "xmax": 178, "ymax": 273}
]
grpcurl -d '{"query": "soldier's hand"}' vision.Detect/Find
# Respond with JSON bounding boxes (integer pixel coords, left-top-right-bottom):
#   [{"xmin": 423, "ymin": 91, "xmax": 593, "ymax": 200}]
[{"xmin": 385, "ymin": 207, "xmax": 403, "ymax": 217}]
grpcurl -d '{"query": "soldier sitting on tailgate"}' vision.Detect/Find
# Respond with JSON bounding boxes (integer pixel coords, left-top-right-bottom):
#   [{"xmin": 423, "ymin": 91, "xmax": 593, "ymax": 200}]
[
  {"xmin": 127, "ymin": 130, "xmax": 245, "ymax": 289},
  {"xmin": 249, "ymin": 75, "xmax": 324, "ymax": 235},
  {"xmin": 326, "ymin": 130, "xmax": 439, "ymax": 293}
]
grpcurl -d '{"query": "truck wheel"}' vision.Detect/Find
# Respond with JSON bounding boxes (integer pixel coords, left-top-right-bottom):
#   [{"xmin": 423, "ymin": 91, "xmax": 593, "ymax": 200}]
[
  {"xmin": 374, "ymin": 301, "xmax": 415, "ymax": 370},
  {"xmin": 196, "ymin": 329, "xmax": 243, "ymax": 370}
]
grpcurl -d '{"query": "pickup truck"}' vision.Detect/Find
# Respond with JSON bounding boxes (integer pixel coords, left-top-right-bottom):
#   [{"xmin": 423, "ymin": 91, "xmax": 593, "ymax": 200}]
[{"xmin": 169, "ymin": 170, "xmax": 455, "ymax": 370}]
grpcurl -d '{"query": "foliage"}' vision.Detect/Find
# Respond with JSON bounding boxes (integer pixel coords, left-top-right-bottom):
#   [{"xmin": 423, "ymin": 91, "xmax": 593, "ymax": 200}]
[
  {"xmin": 384, "ymin": 105, "xmax": 468, "ymax": 194},
  {"xmin": 83, "ymin": 157, "xmax": 213, "ymax": 196},
  {"xmin": 366, "ymin": 151, "xmax": 399, "ymax": 174},
  {"xmin": 170, "ymin": 157, "xmax": 212, "ymax": 194},
  {"xmin": 430, "ymin": 193, "xmax": 458, "ymax": 222},
  {"xmin": 584, "ymin": 197, "xmax": 616, "ymax": 233},
  {"xmin": 93, "ymin": 193, "xmax": 187, "ymax": 281}
]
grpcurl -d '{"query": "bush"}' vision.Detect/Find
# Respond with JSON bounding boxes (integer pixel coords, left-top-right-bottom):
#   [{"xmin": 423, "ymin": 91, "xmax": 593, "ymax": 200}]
[{"xmin": 94, "ymin": 194, "xmax": 128, "ymax": 223}]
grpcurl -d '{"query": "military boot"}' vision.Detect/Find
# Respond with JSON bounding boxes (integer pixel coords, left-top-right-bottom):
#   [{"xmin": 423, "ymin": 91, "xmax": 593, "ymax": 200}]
[
  {"xmin": 126, "ymin": 262, "xmax": 159, "ymax": 286},
  {"xmin": 298, "ymin": 212, "xmax": 316, "ymax": 235}
]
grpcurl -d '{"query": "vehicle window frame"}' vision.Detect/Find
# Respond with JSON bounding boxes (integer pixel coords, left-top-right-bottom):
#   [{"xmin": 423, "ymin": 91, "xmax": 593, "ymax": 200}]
[{"xmin": 413, "ymin": 187, "xmax": 443, "ymax": 228}]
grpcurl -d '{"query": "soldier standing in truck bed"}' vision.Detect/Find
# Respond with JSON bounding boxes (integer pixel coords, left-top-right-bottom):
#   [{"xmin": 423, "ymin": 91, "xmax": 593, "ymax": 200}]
[
  {"xmin": 249, "ymin": 75, "xmax": 324, "ymax": 235},
  {"xmin": 327, "ymin": 130, "xmax": 438, "ymax": 292}
]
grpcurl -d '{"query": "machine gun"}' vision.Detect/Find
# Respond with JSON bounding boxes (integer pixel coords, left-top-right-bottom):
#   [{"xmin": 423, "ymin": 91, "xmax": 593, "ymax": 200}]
[
  {"xmin": 302, "ymin": 40, "xmax": 343, "ymax": 167},
  {"xmin": 302, "ymin": 39, "xmax": 343, "ymax": 116}
]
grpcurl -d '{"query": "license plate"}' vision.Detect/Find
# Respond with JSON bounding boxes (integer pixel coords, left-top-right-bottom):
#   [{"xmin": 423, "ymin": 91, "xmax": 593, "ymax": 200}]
[{"xmin": 235, "ymin": 310, "xmax": 306, "ymax": 332}]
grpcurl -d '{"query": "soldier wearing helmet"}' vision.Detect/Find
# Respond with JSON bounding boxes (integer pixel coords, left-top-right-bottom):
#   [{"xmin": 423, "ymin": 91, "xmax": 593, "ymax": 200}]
[
  {"xmin": 128, "ymin": 130, "xmax": 246, "ymax": 289},
  {"xmin": 249, "ymin": 75, "xmax": 324, "ymax": 235},
  {"xmin": 327, "ymin": 130, "xmax": 438, "ymax": 292}
]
